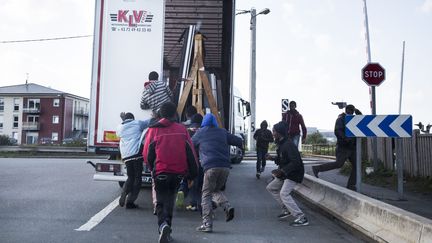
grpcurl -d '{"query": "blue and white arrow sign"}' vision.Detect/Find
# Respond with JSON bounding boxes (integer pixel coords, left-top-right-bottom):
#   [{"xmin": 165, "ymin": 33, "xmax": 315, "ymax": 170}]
[{"xmin": 345, "ymin": 115, "xmax": 412, "ymax": 138}]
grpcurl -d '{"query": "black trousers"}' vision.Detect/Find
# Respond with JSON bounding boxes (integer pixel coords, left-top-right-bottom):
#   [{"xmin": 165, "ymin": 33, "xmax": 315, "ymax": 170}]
[
  {"xmin": 316, "ymin": 147, "xmax": 357, "ymax": 188},
  {"xmin": 122, "ymin": 159, "xmax": 143, "ymax": 204},
  {"xmin": 154, "ymin": 173, "xmax": 182, "ymax": 229},
  {"xmin": 256, "ymin": 148, "xmax": 268, "ymax": 172}
]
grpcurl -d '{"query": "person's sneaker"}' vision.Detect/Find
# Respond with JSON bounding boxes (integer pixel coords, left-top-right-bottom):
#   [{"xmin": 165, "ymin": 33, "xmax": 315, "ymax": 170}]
[
  {"xmin": 277, "ymin": 211, "xmax": 291, "ymax": 220},
  {"xmin": 119, "ymin": 193, "xmax": 126, "ymax": 207},
  {"xmin": 225, "ymin": 207, "xmax": 234, "ymax": 222},
  {"xmin": 312, "ymin": 166, "xmax": 319, "ymax": 178},
  {"xmin": 260, "ymin": 167, "xmax": 265, "ymax": 173},
  {"xmin": 186, "ymin": 205, "xmax": 197, "ymax": 211},
  {"xmin": 291, "ymin": 216, "xmax": 309, "ymax": 227},
  {"xmin": 125, "ymin": 203, "xmax": 139, "ymax": 209},
  {"xmin": 256, "ymin": 172, "xmax": 261, "ymax": 179},
  {"xmin": 196, "ymin": 223, "xmax": 212, "ymax": 233},
  {"xmin": 159, "ymin": 223, "xmax": 172, "ymax": 243},
  {"xmin": 347, "ymin": 185, "xmax": 357, "ymax": 191},
  {"xmin": 175, "ymin": 191, "xmax": 185, "ymax": 209}
]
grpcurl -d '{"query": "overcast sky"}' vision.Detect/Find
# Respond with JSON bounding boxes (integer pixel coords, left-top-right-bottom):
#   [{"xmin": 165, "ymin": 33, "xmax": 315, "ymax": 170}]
[{"xmin": 1, "ymin": 0, "xmax": 431, "ymax": 131}]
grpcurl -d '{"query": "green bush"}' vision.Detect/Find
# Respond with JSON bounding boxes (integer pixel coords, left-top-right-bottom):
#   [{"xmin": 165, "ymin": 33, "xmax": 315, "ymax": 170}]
[
  {"xmin": 304, "ymin": 131, "xmax": 328, "ymax": 145},
  {"xmin": 0, "ymin": 135, "xmax": 14, "ymax": 145}
]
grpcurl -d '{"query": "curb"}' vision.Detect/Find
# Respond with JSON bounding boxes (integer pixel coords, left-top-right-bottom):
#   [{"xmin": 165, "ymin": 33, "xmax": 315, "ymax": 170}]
[{"xmin": 294, "ymin": 175, "xmax": 432, "ymax": 243}]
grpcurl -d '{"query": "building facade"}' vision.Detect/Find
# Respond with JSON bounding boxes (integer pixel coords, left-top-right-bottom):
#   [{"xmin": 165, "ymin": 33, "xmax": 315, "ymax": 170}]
[{"xmin": 0, "ymin": 83, "xmax": 89, "ymax": 145}]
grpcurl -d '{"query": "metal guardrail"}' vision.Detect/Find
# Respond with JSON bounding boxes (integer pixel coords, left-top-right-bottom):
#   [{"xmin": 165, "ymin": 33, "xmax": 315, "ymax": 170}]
[
  {"xmin": 22, "ymin": 122, "xmax": 40, "ymax": 130},
  {"xmin": 302, "ymin": 144, "xmax": 336, "ymax": 156},
  {"xmin": 22, "ymin": 108, "xmax": 40, "ymax": 113}
]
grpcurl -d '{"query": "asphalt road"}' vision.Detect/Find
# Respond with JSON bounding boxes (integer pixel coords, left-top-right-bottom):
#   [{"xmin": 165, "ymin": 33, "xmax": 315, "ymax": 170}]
[{"xmin": 0, "ymin": 158, "xmax": 363, "ymax": 243}]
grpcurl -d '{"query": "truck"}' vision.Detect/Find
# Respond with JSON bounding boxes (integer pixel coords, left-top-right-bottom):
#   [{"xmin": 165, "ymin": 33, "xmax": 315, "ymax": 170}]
[{"xmin": 87, "ymin": 0, "xmax": 249, "ymax": 187}]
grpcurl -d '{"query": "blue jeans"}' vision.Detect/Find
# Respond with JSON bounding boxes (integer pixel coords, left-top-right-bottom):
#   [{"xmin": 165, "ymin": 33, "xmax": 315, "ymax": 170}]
[
  {"xmin": 289, "ymin": 134, "xmax": 300, "ymax": 148},
  {"xmin": 256, "ymin": 148, "xmax": 268, "ymax": 172}
]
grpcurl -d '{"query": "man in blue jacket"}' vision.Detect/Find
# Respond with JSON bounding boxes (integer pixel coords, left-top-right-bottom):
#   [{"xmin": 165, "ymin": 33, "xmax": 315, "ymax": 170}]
[
  {"xmin": 192, "ymin": 113, "xmax": 243, "ymax": 233},
  {"xmin": 116, "ymin": 112, "xmax": 149, "ymax": 209}
]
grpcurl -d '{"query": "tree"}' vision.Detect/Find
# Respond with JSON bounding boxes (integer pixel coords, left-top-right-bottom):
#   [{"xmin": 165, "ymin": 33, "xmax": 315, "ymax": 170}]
[
  {"xmin": 304, "ymin": 131, "xmax": 328, "ymax": 144},
  {"xmin": 0, "ymin": 135, "xmax": 13, "ymax": 145}
]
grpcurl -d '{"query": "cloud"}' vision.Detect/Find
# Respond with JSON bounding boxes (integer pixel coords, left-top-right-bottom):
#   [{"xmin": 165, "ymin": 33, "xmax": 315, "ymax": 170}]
[
  {"xmin": 421, "ymin": 0, "xmax": 432, "ymax": 13},
  {"xmin": 282, "ymin": 2, "xmax": 295, "ymax": 18},
  {"xmin": 314, "ymin": 34, "xmax": 331, "ymax": 51}
]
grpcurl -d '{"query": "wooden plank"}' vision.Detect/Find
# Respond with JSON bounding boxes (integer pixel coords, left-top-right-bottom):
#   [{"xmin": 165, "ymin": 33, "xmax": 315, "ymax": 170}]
[
  {"xmin": 199, "ymin": 70, "xmax": 222, "ymax": 127},
  {"xmin": 176, "ymin": 58, "xmax": 198, "ymax": 117}
]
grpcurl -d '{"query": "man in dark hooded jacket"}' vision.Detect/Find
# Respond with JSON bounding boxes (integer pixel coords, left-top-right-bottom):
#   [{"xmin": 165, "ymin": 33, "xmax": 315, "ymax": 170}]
[
  {"xmin": 253, "ymin": 120, "xmax": 274, "ymax": 179},
  {"xmin": 192, "ymin": 113, "xmax": 243, "ymax": 233},
  {"xmin": 312, "ymin": 104, "xmax": 362, "ymax": 190},
  {"xmin": 266, "ymin": 121, "xmax": 309, "ymax": 227}
]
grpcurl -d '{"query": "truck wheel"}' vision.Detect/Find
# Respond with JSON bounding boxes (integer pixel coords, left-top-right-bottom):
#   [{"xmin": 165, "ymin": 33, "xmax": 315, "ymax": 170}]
[{"xmin": 118, "ymin": 181, "xmax": 125, "ymax": 188}]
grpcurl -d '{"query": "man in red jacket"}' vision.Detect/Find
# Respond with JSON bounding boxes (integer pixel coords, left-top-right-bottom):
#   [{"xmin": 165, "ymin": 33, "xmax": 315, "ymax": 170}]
[
  {"xmin": 143, "ymin": 102, "xmax": 198, "ymax": 243},
  {"xmin": 282, "ymin": 101, "xmax": 307, "ymax": 148}
]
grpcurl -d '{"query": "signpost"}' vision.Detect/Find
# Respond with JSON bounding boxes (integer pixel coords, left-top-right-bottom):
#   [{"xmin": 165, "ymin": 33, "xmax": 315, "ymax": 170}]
[
  {"xmin": 362, "ymin": 63, "xmax": 386, "ymax": 86},
  {"xmin": 345, "ymin": 114, "xmax": 412, "ymax": 199},
  {"xmin": 362, "ymin": 62, "xmax": 386, "ymax": 173},
  {"xmin": 281, "ymin": 99, "xmax": 289, "ymax": 113}
]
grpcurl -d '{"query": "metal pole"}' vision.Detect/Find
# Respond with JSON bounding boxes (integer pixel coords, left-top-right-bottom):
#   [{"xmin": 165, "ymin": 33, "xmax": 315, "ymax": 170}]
[
  {"xmin": 247, "ymin": 8, "xmax": 257, "ymax": 152},
  {"xmin": 398, "ymin": 41, "xmax": 406, "ymax": 114},
  {"xmin": 397, "ymin": 42, "xmax": 406, "ymax": 200},
  {"xmin": 396, "ymin": 138, "xmax": 404, "ymax": 199},
  {"xmin": 363, "ymin": 0, "xmax": 378, "ymax": 171},
  {"xmin": 356, "ymin": 137, "xmax": 362, "ymax": 192}
]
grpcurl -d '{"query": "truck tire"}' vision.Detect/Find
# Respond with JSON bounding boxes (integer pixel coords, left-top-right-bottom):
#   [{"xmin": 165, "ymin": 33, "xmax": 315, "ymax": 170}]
[{"xmin": 118, "ymin": 181, "xmax": 125, "ymax": 188}]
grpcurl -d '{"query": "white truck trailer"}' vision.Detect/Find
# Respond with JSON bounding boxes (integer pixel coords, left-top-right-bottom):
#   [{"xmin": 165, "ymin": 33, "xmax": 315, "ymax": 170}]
[{"xmin": 87, "ymin": 0, "xmax": 249, "ymax": 187}]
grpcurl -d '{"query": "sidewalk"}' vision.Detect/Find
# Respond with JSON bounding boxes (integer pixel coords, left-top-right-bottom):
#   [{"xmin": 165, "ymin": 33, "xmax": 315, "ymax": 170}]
[{"xmin": 303, "ymin": 156, "xmax": 432, "ymax": 220}]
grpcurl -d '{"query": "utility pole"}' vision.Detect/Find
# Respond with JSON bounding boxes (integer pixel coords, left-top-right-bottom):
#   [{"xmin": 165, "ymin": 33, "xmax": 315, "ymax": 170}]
[{"xmin": 236, "ymin": 7, "xmax": 270, "ymax": 152}]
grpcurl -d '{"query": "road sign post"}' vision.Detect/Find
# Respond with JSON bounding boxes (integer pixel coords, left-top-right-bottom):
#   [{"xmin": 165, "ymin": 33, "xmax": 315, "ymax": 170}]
[
  {"xmin": 362, "ymin": 62, "xmax": 386, "ymax": 172},
  {"xmin": 281, "ymin": 99, "xmax": 289, "ymax": 113}
]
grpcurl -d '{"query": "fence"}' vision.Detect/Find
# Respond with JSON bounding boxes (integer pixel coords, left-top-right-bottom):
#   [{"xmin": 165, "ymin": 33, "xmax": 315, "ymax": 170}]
[{"xmin": 302, "ymin": 144, "xmax": 335, "ymax": 156}]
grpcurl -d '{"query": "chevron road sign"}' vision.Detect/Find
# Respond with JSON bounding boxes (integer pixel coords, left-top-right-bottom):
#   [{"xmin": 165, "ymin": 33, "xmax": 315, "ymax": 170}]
[{"xmin": 345, "ymin": 115, "xmax": 412, "ymax": 138}]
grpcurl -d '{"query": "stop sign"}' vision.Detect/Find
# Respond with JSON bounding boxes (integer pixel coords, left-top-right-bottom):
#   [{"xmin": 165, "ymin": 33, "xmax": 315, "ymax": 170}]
[{"xmin": 362, "ymin": 63, "xmax": 385, "ymax": 86}]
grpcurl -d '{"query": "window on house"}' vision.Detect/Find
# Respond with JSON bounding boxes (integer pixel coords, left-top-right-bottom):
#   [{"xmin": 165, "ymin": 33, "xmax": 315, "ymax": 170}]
[
  {"xmin": 0, "ymin": 115, "xmax": 3, "ymax": 129},
  {"xmin": 14, "ymin": 98, "xmax": 20, "ymax": 111},
  {"xmin": 27, "ymin": 116, "xmax": 39, "ymax": 123},
  {"xmin": 13, "ymin": 115, "xmax": 19, "ymax": 128},
  {"xmin": 0, "ymin": 98, "xmax": 4, "ymax": 112},
  {"xmin": 52, "ymin": 115, "xmax": 59, "ymax": 124},
  {"xmin": 53, "ymin": 99, "xmax": 60, "ymax": 107},
  {"xmin": 52, "ymin": 132, "xmax": 59, "ymax": 141},
  {"xmin": 28, "ymin": 99, "xmax": 40, "ymax": 109}
]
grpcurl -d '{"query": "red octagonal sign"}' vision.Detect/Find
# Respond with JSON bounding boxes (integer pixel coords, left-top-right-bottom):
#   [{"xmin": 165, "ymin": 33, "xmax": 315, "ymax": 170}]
[{"xmin": 362, "ymin": 63, "xmax": 385, "ymax": 86}]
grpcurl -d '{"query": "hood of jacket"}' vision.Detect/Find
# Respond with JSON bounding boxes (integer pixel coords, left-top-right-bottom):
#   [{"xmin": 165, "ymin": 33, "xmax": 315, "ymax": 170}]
[
  {"xmin": 201, "ymin": 113, "xmax": 218, "ymax": 127},
  {"xmin": 260, "ymin": 120, "xmax": 268, "ymax": 129},
  {"xmin": 149, "ymin": 118, "xmax": 174, "ymax": 128}
]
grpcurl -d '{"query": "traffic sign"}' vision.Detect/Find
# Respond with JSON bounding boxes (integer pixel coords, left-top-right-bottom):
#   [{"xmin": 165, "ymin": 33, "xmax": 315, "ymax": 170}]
[
  {"xmin": 362, "ymin": 63, "xmax": 385, "ymax": 86},
  {"xmin": 281, "ymin": 99, "xmax": 289, "ymax": 113},
  {"xmin": 345, "ymin": 115, "xmax": 412, "ymax": 138}
]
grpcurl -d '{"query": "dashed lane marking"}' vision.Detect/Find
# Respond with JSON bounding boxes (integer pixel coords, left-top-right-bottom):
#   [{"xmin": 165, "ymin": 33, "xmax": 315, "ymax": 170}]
[{"xmin": 74, "ymin": 196, "xmax": 120, "ymax": 231}]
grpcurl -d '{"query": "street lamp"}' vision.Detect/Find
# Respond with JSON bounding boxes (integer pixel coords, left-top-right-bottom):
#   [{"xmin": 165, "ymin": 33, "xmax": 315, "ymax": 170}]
[{"xmin": 236, "ymin": 8, "xmax": 270, "ymax": 152}]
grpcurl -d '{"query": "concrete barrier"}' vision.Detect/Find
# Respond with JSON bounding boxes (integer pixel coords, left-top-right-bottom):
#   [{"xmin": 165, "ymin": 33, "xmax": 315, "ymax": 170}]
[{"xmin": 294, "ymin": 175, "xmax": 432, "ymax": 243}]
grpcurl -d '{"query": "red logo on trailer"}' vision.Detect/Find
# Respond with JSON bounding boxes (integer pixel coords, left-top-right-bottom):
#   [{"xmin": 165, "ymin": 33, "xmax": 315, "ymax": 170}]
[{"xmin": 362, "ymin": 63, "xmax": 385, "ymax": 86}]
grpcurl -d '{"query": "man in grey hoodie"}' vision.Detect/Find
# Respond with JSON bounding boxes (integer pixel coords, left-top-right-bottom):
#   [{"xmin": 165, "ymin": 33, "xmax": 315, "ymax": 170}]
[{"xmin": 116, "ymin": 112, "xmax": 149, "ymax": 209}]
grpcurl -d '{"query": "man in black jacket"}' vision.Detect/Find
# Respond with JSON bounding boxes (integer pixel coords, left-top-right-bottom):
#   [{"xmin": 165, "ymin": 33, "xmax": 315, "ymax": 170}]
[
  {"xmin": 253, "ymin": 120, "xmax": 274, "ymax": 179},
  {"xmin": 312, "ymin": 104, "xmax": 362, "ymax": 190},
  {"xmin": 266, "ymin": 121, "xmax": 308, "ymax": 226}
]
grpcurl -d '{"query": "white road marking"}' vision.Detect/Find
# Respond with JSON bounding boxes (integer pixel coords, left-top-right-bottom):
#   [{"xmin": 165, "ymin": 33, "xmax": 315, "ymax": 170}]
[{"xmin": 75, "ymin": 196, "xmax": 120, "ymax": 231}]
